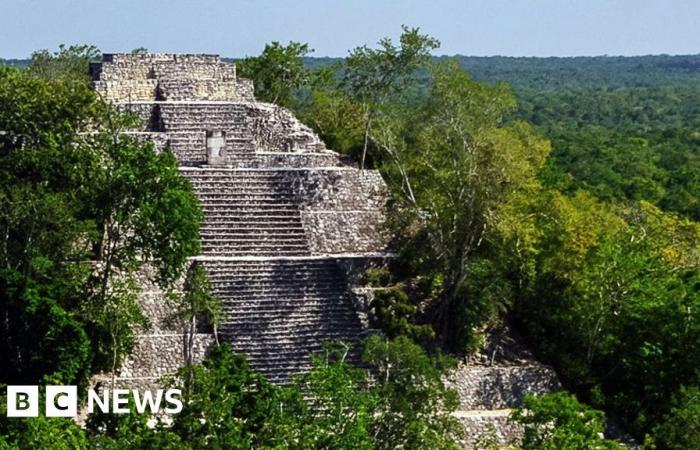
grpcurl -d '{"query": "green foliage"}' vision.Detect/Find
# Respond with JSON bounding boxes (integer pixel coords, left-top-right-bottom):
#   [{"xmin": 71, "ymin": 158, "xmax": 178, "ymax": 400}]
[
  {"xmin": 511, "ymin": 393, "xmax": 624, "ymax": 449},
  {"xmin": 0, "ymin": 63, "xmax": 201, "ymax": 385},
  {"xmin": 652, "ymin": 386, "xmax": 700, "ymax": 450},
  {"xmin": 373, "ymin": 59, "xmax": 549, "ymax": 349},
  {"xmin": 363, "ymin": 335, "xmax": 462, "ymax": 450},
  {"xmin": 296, "ymin": 85, "xmax": 366, "ymax": 158},
  {"xmin": 169, "ymin": 344, "xmax": 284, "ymax": 449},
  {"xmin": 87, "ymin": 403, "xmax": 183, "ymax": 450},
  {"xmin": 290, "ymin": 343, "xmax": 377, "ymax": 449},
  {"xmin": 178, "ymin": 263, "xmax": 222, "ymax": 331},
  {"xmin": 0, "ymin": 272, "xmax": 91, "ymax": 384},
  {"xmin": 342, "ymin": 26, "xmax": 439, "ymax": 168},
  {"xmin": 28, "ymin": 44, "xmax": 101, "ymax": 82},
  {"xmin": 370, "ymin": 285, "xmax": 435, "ymax": 343},
  {"xmin": 341, "ymin": 25, "xmax": 438, "ymax": 105},
  {"xmin": 169, "ymin": 263, "xmax": 223, "ymax": 365},
  {"xmin": 0, "ymin": 396, "xmax": 86, "ymax": 450},
  {"xmin": 513, "ymin": 194, "xmax": 700, "ymax": 438},
  {"xmin": 363, "ymin": 266, "xmax": 392, "ymax": 287},
  {"xmin": 159, "ymin": 338, "xmax": 459, "ymax": 450},
  {"xmin": 237, "ymin": 41, "xmax": 312, "ymax": 107}
]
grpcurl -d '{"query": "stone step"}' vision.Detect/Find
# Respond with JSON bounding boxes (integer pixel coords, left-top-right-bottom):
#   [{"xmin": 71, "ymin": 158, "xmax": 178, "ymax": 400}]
[
  {"xmin": 213, "ymin": 286, "xmax": 347, "ymax": 295},
  {"xmin": 197, "ymin": 257, "xmax": 367, "ymax": 383},
  {"xmin": 196, "ymin": 193, "xmax": 297, "ymax": 200},
  {"xmin": 201, "ymin": 216, "xmax": 302, "ymax": 223},
  {"xmin": 200, "ymin": 227, "xmax": 306, "ymax": 233},
  {"xmin": 201, "ymin": 205, "xmax": 299, "ymax": 211},
  {"xmin": 220, "ymin": 322, "xmax": 362, "ymax": 334},
  {"xmin": 202, "ymin": 250, "xmax": 310, "ymax": 256},
  {"xmin": 209, "ymin": 275, "xmax": 340, "ymax": 283},
  {"xmin": 201, "ymin": 230, "xmax": 306, "ymax": 237},
  {"xmin": 219, "ymin": 300, "xmax": 356, "ymax": 309},
  {"xmin": 201, "ymin": 210, "xmax": 301, "ymax": 216},
  {"xmin": 202, "ymin": 235, "xmax": 307, "ymax": 242}
]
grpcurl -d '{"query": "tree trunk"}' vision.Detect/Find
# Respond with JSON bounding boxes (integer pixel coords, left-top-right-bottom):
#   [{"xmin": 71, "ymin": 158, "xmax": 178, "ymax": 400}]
[
  {"xmin": 110, "ymin": 333, "xmax": 117, "ymax": 390},
  {"xmin": 360, "ymin": 108, "xmax": 372, "ymax": 171},
  {"xmin": 187, "ymin": 315, "xmax": 196, "ymax": 366}
]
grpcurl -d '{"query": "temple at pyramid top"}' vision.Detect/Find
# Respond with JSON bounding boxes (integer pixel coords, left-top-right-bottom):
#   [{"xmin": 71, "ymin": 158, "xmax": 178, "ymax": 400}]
[{"xmin": 90, "ymin": 53, "xmax": 254, "ymax": 102}]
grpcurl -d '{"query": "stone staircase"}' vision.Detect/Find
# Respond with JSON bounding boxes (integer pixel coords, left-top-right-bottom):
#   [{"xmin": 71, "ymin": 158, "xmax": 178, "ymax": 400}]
[
  {"xmin": 159, "ymin": 103, "xmax": 252, "ymax": 133},
  {"xmin": 200, "ymin": 259, "xmax": 367, "ymax": 383},
  {"xmin": 182, "ymin": 166, "xmax": 369, "ymax": 382},
  {"xmin": 182, "ymin": 168, "xmax": 311, "ymax": 257}
]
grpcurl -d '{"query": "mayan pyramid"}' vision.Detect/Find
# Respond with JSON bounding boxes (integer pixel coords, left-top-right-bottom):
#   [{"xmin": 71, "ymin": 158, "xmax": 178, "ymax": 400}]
[{"xmin": 91, "ymin": 53, "xmax": 389, "ymax": 385}]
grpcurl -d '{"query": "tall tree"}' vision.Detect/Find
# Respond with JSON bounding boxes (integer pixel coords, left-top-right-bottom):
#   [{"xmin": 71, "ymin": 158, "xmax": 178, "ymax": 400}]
[
  {"xmin": 341, "ymin": 26, "xmax": 439, "ymax": 169},
  {"xmin": 0, "ymin": 64, "xmax": 202, "ymax": 385},
  {"xmin": 373, "ymin": 59, "xmax": 550, "ymax": 346}
]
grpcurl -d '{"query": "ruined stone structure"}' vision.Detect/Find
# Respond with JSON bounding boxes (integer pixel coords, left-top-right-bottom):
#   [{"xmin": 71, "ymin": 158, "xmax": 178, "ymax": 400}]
[
  {"xmin": 91, "ymin": 53, "xmax": 389, "ymax": 385},
  {"xmin": 445, "ymin": 327, "xmax": 562, "ymax": 447},
  {"xmin": 90, "ymin": 54, "xmax": 563, "ymax": 447}
]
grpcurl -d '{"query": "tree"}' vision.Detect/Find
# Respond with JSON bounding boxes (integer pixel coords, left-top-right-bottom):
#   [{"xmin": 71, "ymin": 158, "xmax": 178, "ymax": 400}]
[
  {"xmin": 510, "ymin": 393, "xmax": 624, "ymax": 449},
  {"xmin": 28, "ymin": 44, "xmax": 101, "ymax": 82},
  {"xmin": 0, "ymin": 64, "xmax": 201, "ymax": 387},
  {"xmin": 169, "ymin": 263, "xmax": 223, "ymax": 368},
  {"xmin": 169, "ymin": 344, "xmax": 287, "ymax": 449},
  {"xmin": 652, "ymin": 386, "xmax": 700, "ymax": 450},
  {"xmin": 86, "ymin": 402, "xmax": 183, "ymax": 450},
  {"xmin": 514, "ymin": 196, "xmax": 700, "ymax": 438},
  {"xmin": 363, "ymin": 335, "xmax": 462, "ymax": 450},
  {"xmin": 373, "ymin": 59, "xmax": 550, "ymax": 347},
  {"xmin": 341, "ymin": 26, "xmax": 439, "ymax": 169},
  {"xmin": 237, "ymin": 41, "xmax": 312, "ymax": 108},
  {"xmin": 291, "ymin": 343, "xmax": 377, "ymax": 449},
  {"xmin": 79, "ymin": 114, "xmax": 202, "ymax": 384}
]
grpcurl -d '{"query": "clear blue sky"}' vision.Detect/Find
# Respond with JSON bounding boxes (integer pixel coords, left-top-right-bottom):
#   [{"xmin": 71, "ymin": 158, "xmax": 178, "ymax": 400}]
[{"xmin": 0, "ymin": 0, "xmax": 697, "ymax": 58}]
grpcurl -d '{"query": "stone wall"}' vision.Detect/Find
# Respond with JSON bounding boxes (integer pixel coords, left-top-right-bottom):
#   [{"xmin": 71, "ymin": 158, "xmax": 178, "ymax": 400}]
[
  {"xmin": 244, "ymin": 103, "xmax": 327, "ymax": 152},
  {"xmin": 444, "ymin": 326, "xmax": 564, "ymax": 448},
  {"xmin": 446, "ymin": 364, "xmax": 562, "ymax": 410},
  {"xmin": 116, "ymin": 102, "xmax": 333, "ymax": 162},
  {"xmin": 283, "ymin": 169, "xmax": 389, "ymax": 254},
  {"xmin": 92, "ymin": 53, "xmax": 253, "ymax": 102},
  {"xmin": 103, "ymin": 264, "xmax": 215, "ymax": 390}
]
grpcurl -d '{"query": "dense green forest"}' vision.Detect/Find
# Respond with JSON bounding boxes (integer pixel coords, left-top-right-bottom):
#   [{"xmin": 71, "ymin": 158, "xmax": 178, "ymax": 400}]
[{"xmin": 1, "ymin": 34, "xmax": 699, "ymax": 449}]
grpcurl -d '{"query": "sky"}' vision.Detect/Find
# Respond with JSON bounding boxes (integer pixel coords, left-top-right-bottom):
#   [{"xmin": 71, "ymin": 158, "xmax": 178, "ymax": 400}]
[{"xmin": 0, "ymin": 0, "xmax": 698, "ymax": 59}]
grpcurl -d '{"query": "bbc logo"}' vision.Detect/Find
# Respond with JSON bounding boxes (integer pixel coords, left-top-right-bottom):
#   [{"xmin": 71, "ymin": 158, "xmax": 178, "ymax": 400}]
[
  {"xmin": 6, "ymin": 385, "xmax": 183, "ymax": 417},
  {"xmin": 7, "ymin": 386, "xmax": 77, "ymax": 417}
]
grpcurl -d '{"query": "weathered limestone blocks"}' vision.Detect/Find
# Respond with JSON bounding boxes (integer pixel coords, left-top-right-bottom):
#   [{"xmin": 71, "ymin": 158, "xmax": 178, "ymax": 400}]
[
  {"xmin": 245, "ymin": 103, "xmax": 327, "ymax": 152},
  {"xmin": 456, "ymin": 413, "xmax": 524, "ymax": 449},
  {"xmin": 91, "ymin": 53, "xmax": 391, "ymax": 387},
  {"xmin": 444, "ymin": 326, "xmax": 564, "ymax": 448},
  {"xmin": 280, "ymin": 169, "xmax": 389, "ymax": 254},
  {"xmin": 287, "ymin": 169, "xmax": 387, "ymax": 211},
  {"xmin": 117, "ymin": 334, "xmax": 214, "ymax": 379},
  {"xmin": 92, "ymin": 53, "xmax": 253, "ymax": 102},
  {"xmin": 446, "ymin": 364, "xmax": 562, "ymax": 410},
  {"xmin": 301, "ymin": 211, "xmax": 388, "ymax": 254},
  {"xmin": 200, "ymin": 258, "xmax": 368, "ymax": 383},
  {"xmin": 93, "ymin": 80, "xmax": 158, "ymax": 102}
]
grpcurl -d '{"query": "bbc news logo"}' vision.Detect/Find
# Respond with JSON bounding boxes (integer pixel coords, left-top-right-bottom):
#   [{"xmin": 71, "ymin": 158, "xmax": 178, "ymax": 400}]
[{"xmin": 6, "ymin": 386, "xmax": 182, "ymax": 417}]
